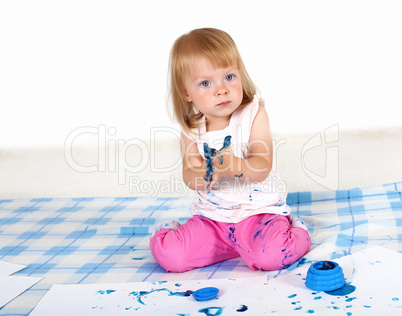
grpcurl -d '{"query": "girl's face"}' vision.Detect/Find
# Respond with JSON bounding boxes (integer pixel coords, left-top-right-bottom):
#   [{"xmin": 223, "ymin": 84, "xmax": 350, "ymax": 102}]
[{"xmin": 183, "ymin": 57, "xmax": 243, "ymax": 127}]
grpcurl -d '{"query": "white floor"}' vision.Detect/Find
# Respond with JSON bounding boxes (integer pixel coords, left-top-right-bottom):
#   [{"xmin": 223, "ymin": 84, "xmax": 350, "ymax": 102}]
[{"xmin": 1, "ymin": 127, "xmax": 401, "ymax": 199}]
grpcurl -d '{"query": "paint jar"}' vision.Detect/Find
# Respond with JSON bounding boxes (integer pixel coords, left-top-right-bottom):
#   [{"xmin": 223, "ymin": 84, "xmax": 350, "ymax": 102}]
[{"xmin": 305, "ymin": 261, "xmax": 345, "ymax": 291}]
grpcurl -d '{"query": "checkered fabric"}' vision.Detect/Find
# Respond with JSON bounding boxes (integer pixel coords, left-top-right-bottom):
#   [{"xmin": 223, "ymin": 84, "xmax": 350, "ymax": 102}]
[{"xmin": 1, "ymin": 182, "xmax": 401, "ymax": 315}]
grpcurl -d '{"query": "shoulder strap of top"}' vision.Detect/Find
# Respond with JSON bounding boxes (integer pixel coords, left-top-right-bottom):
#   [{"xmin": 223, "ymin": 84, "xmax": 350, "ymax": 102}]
[{"xmin": 230, "ymin": 96, "xmax": 261, "ymax": 144}]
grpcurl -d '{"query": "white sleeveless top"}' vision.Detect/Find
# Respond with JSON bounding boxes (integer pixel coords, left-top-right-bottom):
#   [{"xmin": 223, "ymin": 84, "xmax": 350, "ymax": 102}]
[{"xmin": 185, "ymin": 96, "xmax": 291, "ymax": 223}]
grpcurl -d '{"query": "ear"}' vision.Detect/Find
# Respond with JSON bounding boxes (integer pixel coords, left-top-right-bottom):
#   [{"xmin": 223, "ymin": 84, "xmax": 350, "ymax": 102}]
[{"xmin": 184, "ymin": 90, "xmax": 192, "ymax": 102}]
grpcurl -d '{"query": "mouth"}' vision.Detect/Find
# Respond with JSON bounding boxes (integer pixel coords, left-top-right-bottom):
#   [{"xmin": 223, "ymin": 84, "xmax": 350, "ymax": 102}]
[{"xmin": 217, "ymin": 101, "xmax": 230, "ymax": 107}]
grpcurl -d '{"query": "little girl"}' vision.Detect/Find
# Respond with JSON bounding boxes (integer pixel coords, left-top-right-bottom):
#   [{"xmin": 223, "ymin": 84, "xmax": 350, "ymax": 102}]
[{"xmin": 150, "ymin": 28, "xmax": 311, "ymax": 272}]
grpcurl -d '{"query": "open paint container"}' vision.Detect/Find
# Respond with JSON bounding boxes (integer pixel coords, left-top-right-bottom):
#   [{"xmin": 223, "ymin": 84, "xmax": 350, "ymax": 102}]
[{"xmin": 305, "ymin": 261, "xmax": 345, "ymax": 291}]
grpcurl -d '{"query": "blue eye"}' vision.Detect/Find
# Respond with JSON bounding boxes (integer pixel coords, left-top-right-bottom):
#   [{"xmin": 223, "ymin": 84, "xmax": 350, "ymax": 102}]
[
  {"xmin": 200, "ymin": 81, "xmax": 210, "ymax": 87},
  {"xmin": 226, "ymin": 74, "xmax": 234, "ymax": 81}
]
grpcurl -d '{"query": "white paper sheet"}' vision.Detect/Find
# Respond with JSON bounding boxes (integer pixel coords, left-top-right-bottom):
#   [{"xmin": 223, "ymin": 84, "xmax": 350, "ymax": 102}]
[
  {"xmin": 0, "ymin": 260, "xmax": 26, "ymax": 279},
  {"xmin": 266, "ymin": 246, "xmax": 402, "ymax": 315},
  {"xmin": 0, "ymin": 275, "xmax": 43, "ymax": 308},
  {"xmin": 30, "ymin": 276, "xmax": 267, "ymax": 315}
]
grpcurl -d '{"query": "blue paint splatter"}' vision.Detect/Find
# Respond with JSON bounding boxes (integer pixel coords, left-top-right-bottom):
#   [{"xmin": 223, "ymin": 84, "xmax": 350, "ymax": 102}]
[
  {"xmin": 228, "ymin": 226, "xmax": 237, "ymax": 243},
  {"xmin": 198, "ymin": 307, "xmax": 224, "ymax": 316},
  {"xmin": 294, "ymin": 306, "xmax": 302, "ymax": 310},
  {"xmin": 345, "ymin": 296, "xmax": 357, "ymax": 302},
  {"xmin": 288, "ymin": 294, "xmax": 297, "ymax": 298},
  {"xmin": 236, "ymin": 305, "xmax": 248, "ymax": 312},
  {"xmin": 392, "ymin": 297, "xmax": 400, "ymax": 301},
  {"xmin": 235, "ymin": 173, "xmax": 243, "ymax": 178},
  {"xmin": 128, "ymin": 288, "xmax": 193, "ymax": 305},
  {"xmin": 306, "ymin": 310, "xmax": 315, "ymax": 314},
  {"xmin": 96, "ymin": 290, "xmax": 116, "ymax": 295}
]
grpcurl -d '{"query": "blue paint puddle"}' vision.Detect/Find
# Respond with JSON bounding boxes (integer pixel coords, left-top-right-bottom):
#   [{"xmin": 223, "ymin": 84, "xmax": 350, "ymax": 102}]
[
  {"xmin": 325, "ymin": 284, "xmax": 356, "ymax": 296},
  {"xmin": 236, "ymin": 304, "xmax": 248, "ymax": 312},
  {"xmin": 198, "ymin": 307, "xmax": 224, "ymax": 316}
]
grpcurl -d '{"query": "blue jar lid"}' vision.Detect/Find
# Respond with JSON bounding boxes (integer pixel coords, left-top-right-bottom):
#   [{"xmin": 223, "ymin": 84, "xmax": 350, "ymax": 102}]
[
  {"xmin": 306, "ymin": 261, "xmax": 345, "ymax": 291},
  {"xmin": 193, "ymin": 287, "xmax": 219, "ymax": 301}
]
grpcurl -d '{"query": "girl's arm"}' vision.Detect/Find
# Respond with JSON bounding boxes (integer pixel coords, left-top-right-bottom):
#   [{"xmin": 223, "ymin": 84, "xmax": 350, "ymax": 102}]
[
  {"xmin": 181, "ymin": 132, "xmax": 212, "ymax": 191},
  {"xmin": 214, "ymin": 102, "xmax": 273, "ymax": 183}
]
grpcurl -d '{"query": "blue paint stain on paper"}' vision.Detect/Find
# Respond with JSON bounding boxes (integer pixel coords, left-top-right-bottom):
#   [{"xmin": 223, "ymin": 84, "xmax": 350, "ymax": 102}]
[
  {"xmin": 128, "ymin": 288, "xmax": 193, "ymax": 305},
  {"xmin": 198, "ymin": 307, "xmax": 224, "ymax": 316},
  {"xmin": 236, "ymin": 304, "xmax": 248, "ymax": 312},
  {"xmin": 345, "ymin": 296, "xmax": 357, "ymax": 302},
  {"xmin": 96, "ymin": 290, "xmax": 116, "ymax": 295}
]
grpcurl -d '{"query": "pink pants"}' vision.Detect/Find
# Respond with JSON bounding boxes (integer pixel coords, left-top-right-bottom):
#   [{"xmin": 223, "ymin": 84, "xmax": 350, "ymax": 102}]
[{"xmin": 150, "ymin": 214, "xmax": 311, "ymax": 273}]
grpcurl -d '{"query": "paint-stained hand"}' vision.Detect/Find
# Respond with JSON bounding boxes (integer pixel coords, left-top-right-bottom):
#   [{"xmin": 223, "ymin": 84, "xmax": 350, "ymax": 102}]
[{"xmin": 202, "ymin": 136, "xmax": 237, "ymax": 188}]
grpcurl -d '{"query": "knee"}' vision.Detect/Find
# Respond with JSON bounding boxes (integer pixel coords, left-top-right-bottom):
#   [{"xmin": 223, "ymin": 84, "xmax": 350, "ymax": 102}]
[
  {"xmin": 149, "ymin": 229, "xmax": 193, "ymax": 273},
  {"xmin": 246, "ymin": 229, "xmax": 311, "ymax": 271},
  {"xmin": 248, "ymin": 247, "xmax": 298, "ymax": 271}
]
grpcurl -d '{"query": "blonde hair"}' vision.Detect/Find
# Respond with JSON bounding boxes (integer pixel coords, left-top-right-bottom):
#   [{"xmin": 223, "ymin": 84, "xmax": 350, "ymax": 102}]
[{"xmin": 168, "ymin": 28, "xmax": 256, "ymax": 135}]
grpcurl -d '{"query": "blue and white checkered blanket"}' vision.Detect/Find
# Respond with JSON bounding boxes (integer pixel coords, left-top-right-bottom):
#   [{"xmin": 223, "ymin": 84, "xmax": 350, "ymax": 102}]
[{"xmin": 1, "ymin": 182, "xmax": 401, "ymax": 315}]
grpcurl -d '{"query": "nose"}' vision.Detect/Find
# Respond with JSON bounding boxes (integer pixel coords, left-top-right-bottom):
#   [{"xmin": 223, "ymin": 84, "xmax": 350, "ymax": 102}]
[{"xmin": 216, "ymin": 81, "xmax": 229, "ymax": 96}]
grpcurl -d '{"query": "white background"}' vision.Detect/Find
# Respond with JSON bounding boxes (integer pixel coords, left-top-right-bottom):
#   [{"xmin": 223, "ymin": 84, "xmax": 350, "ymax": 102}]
[{"xmin": 1, "ymin": 0, "xmax": 401, "ymax": 148}]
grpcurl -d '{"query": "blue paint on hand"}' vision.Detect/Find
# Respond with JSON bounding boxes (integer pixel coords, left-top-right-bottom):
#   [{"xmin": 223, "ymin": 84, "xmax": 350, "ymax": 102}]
[
  {"xmin": 221, "ymin": 135, "xmax": 231, "ymax": 150},
  {"xmin": 203, "ymin": 136, "xmax": 232, "ymax": 183}
]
